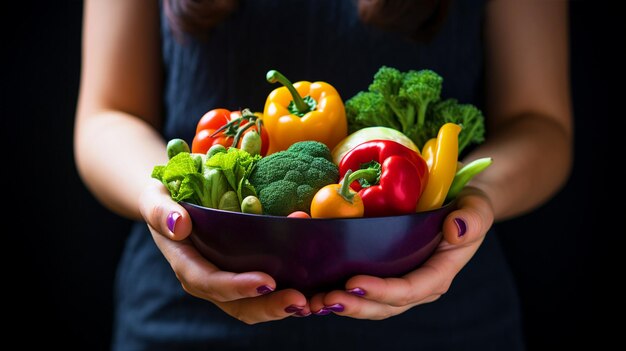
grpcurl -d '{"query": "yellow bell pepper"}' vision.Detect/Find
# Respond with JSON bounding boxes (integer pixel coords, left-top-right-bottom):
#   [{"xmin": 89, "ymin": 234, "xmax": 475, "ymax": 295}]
[
  {"xmin": 416, "ymin": 123, "xmax": 461, "ymax": 212},
  {"xmin": 263, "ymin": 70, "xmax": 347, "ymax": 154}
]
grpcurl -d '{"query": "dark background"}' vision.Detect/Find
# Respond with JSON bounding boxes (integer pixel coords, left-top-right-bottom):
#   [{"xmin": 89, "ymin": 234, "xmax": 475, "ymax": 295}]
[{"xmin": 5, "ymin": 1, "xmax": 613, "ymax": 349}]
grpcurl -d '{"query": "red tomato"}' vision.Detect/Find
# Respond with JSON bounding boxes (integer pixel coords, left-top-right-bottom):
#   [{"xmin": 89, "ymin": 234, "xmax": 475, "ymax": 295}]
[
  {"xmin": 228, "ymin": 110, "xmax": 270, "ymax": 155},
  {"xmin": 192, "ymin": 129, "xmax": 231, "ymax": 154},
  {"xmin": 287, "ymin": 211, "xmax": 311, "ymax": 218},
  {"xmin": 192, "ymin": 108, "xmax": 270, "ymax": 155},
  {"xmin": 195, "ymin": 109, "xmax": 231, "ymax": 134}
]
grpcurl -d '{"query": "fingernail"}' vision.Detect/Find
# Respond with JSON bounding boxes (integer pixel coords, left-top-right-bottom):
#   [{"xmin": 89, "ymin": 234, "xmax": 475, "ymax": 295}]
[
  {"xmin": 294, "ymin": 310, "xmax": 311, "ymax": 317},
  {"xmin": 313, "ymin": 308, "xmax": 331, "ymax": 316},
  {"xmin": 284, "ymin": 305, "xmax": 304, "ymax": 314},
  {"xmin": 167, "ymin": 211, "xmax": 181, "ymax": 233},
  {"xmin": 256, "ymin": 285, "xmax": 274, "ymax": 295},
  {"xmin": 347, "ymin": 287, "xmax": 366, "ymax": 296},
  {"xmin": 325, "ymin": 304, "xmax": 344, "ymax": 313},
  {"xmin": 454, "ymin": 218, "xmax": 467, "ymax": 237}
]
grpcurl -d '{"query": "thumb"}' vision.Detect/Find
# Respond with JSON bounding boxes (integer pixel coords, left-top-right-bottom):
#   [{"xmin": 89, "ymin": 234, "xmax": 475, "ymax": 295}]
[
  {"xmin": 139, "ymin": 179, "xmax": 193, "ymax": 241},
  {"xmin": 442, "ymin": 187, "xmax": 494, "ymax": 246}
]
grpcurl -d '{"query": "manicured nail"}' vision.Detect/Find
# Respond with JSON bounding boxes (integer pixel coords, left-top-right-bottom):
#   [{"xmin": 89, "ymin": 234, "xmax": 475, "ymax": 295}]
[
  {"xmin": 167, "ymin": 211, "xmax": 181, "ymax": 233},
  {"xmin": 313, "ymin": 308, "xmax": 331, "ymax": 316},
  {"xmin": 284, "ymin": 305, "xmax": 304, "ymax": 314},
  {"xmin": 256, "ymin": 285, "xmax": 274, "ymax": 295},
  {"xmin": 347, "ymin": 288, "xmax": 366, "ymax": 296},
  {"xmin": 294, "ymin": 310, "xmax": 311, "ymax": 317},
  {"xmin": 325, "ymin": 304, "xmax": 344, "ymax": 313},
  {"xmin": 454, "ymin": 218, "xmax": 467, "ymax": 237}
]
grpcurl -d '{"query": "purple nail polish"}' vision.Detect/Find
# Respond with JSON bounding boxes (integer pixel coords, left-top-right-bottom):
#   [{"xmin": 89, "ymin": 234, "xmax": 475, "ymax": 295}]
[
  {"xmin": 313, "ymin": 308, "xmax": 331, "ymax": 316},
  {"xmin": 167, "ymin": 211, "xmax": 181, "ymax": 233},
  {"xmin": 294, "ymin": 310, "xmax": 311, "ymax": 317},
  {"xmin": 325, "ymin": 304, "xmax": 344, "ymax": 313},
  {"xmin": 284, "ymin": 305, "xmax": 304, "ymax": 314},
  {"xmin": 454, "ymin": 218, "xmax": 467, "ymax": 237},
  {"xmin": 347, "ymin": 288, "xmax": 366, "ymax": 296},
  {"xmin": 256, "ymin": 285, "xmax": 274, "ymax": 295}
]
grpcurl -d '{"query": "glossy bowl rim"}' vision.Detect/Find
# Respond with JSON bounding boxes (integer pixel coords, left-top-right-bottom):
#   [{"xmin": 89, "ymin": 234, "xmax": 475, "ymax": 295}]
[{"xmin": 181, "ymin": 200, "xmax": 455, "ymax": 221}]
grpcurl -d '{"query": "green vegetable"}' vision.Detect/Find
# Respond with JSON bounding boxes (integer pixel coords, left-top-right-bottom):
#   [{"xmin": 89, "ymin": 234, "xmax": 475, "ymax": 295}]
[
  {"xmin": 166, "ymin": 138, "xmax": 190, "ymax": 159},
  {"xmin": 344, "ymin": 92, "xmax": 401, "ymax": 132},
  {"xmin": 432, "ymin": 99, "xmax": 485, "ymax": 153},
  {"xmin": 151, "ymin": 147, "xmax": 260, "ymax": 211},
  {"xmin": 445, "ymin": 157, "xmax": 493, "ymax": 202},
  {"xmin": 345, "ymin": 66, "xmax": 485, "ymax": 154},
  {"xmin": 241, "ymin": 195, "xmax": 263, "ymax": 214},
  {"xmin": 218, "ymin": 191, "xmax": 240, "ymax": 212},
  {"xmin": 240, "ymin": 130, "xmax": 262, "ymax": 156},
  {"xmin": 249, "ymin": 141, "xmax": 339, "ymax": 216},
  {"xmin": 204, "ymin": 168, "xmax": 230, "ymax": 208},
  {"xmin": 151, "ymin": 152, "xmax": 212, "ymax": 206},
  {"xmin": 192, "ymin": 153, "xmax": 205, "ymax": 172},
  {"xmin": 207, "ymin": 144, "xmax": 227, "ymax": 159},
  {"xmin": 206, "ymin": 147, "xmax": 261, "ymax": 203}
]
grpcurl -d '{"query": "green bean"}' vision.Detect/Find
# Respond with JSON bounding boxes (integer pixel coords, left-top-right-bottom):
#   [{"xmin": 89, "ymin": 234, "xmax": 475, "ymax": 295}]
[{"xmin": 445, "ymin": 157, "xmax": 493, "ymax": 202}]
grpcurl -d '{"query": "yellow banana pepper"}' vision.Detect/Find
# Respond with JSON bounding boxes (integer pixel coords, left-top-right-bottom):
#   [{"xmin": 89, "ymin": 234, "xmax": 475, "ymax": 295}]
[
  {"xmin": 420, "ymin": 138, "xmax": 437, "ymax": 170},
  {"xmin": 416, "ymin": 123, "xmax": 461, "ymax": 212},
  {"xmin": 263, "ymin": 70, "xmax": 347, "ymax": 154}
]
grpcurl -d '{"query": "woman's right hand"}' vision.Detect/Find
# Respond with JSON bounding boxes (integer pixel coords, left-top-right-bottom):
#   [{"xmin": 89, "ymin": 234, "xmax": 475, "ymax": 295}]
[{"xmin": 139, "ymin": 179, "xmax": 311, "ymax": 323}]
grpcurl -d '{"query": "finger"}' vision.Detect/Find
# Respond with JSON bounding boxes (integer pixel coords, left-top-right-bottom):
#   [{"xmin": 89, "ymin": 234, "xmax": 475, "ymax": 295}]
[
  {"xmin": 139, "ymin": 179, "xmax": 192, "ymax": 240},
  {"xmin": 443, "ymin": 186, "xmax": 494, "ymax": 245},
  {"xmin": 308, "ymin": 292, "xmax": 325, "ymax": 314},
  {"xmin": 217, "ymin": 289, "xmax": 309, "ymax": 324},
  {"xmin": 345, "ymin": 239, "xmax": 483, "ymax": 307},
  {"xmin": 318, "ymin": 290, "xmax": 409, "ymax": 320},
  {"xmin": 151, "ymin": 228, "xmax": 276, "ymax": 302}
]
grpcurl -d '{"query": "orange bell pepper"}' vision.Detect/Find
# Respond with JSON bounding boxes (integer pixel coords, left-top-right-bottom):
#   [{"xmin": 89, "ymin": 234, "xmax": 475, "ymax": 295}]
[
  {"xmin": 263, "ymin": 70, "xmax": 347, "ymax": 154},
  {"xmin": 310, "ymin": 170, "xmax": 365, "ymax": 219}
]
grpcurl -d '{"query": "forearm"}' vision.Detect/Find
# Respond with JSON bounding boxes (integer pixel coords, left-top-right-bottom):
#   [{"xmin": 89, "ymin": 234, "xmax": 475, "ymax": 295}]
[
  {"xmin": 465, "ymin": 113, "xmax": 572, "ymax": 221},
  {"xmin": 74, "ymin": 110, "xmax": 167, "ymax": 220},
  {"xmin": 476, "ymin": 0, "xmax": 571, "ymax": 221}
]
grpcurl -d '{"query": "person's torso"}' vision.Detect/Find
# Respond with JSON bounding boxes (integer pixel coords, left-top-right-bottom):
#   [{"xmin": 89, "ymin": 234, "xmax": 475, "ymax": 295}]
[
  {"xmin": 160, "ymin": 0, "xmax": 486, "ymax": 142},
  {"xmin": 111, "ymin": 2, "xmax": 527, "ymax": 349}
]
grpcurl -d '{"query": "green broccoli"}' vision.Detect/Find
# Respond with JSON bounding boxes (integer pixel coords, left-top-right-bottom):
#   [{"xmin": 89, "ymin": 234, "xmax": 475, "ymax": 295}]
[
  {"xmin": 364, "ymin": 66, "xmax": 442, "ymax": 140},
  {"xmin": 368, "ymin": 66, "xmax": 407, "ymax": 127},
  {"xmin": 399, "ymin": 69, "xmax": 443, "ymax": 127},
  {"xmin": 345, "ymin": 91, "xmax": 400, "ymax": 134},
  {"xmin": 249, "ymin": 141, "xmax": 339, "ymax": 216},
  {"xmin": 432, "ymin": 99, "xmax": 485, "ymax": 154},
  {"xmin": 345, "ymin": 66, "xmax": 485, "ymax": 153}
]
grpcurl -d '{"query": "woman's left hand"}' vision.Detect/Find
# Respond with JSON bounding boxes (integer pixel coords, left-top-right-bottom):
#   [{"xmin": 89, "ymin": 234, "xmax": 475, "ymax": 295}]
[{"xmin": 308, "ymin": 187, "xmax": 494, "ymax": 318}]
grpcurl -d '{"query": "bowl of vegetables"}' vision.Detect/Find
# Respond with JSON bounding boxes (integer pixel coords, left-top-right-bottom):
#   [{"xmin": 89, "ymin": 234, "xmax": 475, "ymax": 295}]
[
  {"xmin": 152, "ymin": 66, "xmax": 491, "ymax": 295},
  {"xmin": 182, "ymin": 200, "xmax": 455, "ymax": 296},
  {"xmin": 155, "ymin": 138, "xmax": 457, "ymax": 295}
]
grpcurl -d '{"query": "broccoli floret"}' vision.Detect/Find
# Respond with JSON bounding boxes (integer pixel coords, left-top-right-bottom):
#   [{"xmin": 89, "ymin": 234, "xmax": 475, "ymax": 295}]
[
  {"xmin": 399, "ymin": 69, "xmax": 443, "ymax": 127},
  {"xmin": 368, "ymin": 66, "xmax": 411, "ymax": 130},
  {"xmin": 344, "ymin": 66, "xmax": 485, "ymax": 151},
  {"xmin": 249, "ymin": 141, "xmax": 339, "ymax": 216},
  {"xmin": 432, "ymin": 99, "xmax": 485, "ymax": 153},
  {"xmin": 345, "ymin": 91, "xmax": 400, "ymax": 134}
]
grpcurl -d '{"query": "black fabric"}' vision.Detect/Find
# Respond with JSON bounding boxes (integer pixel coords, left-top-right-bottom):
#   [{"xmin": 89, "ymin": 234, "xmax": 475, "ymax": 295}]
[{"xmin": 113, "ymin": 1, "xmax": 524, "ymax": 349}]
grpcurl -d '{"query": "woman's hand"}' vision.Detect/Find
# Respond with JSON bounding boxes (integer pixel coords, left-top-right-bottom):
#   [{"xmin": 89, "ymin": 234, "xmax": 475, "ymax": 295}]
[
  {"xmin": 308, "ymin": 187, "xmax": 494, "ymax": 319},
  {"xmin": 139, "ymin": 179, "xmax": 311, "ymax": 324}
]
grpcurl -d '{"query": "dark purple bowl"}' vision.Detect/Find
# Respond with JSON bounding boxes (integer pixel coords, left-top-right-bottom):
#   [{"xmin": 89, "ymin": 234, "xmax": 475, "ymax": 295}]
[{"xmin": 182, "ymin": 202, "xmax": 455, "ymax": 296}]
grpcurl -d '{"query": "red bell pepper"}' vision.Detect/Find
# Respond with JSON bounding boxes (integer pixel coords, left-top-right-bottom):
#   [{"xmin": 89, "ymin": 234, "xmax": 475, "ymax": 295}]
[{"xmin": 339, "ymin": 140, "xmax": 428, "ymax": 217}]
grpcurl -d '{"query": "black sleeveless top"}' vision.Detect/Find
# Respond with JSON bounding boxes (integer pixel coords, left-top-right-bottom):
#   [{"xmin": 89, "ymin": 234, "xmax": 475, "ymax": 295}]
[{"xmin": 113, "ymin": 1, "xmax": 524, "ymax": 349}]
